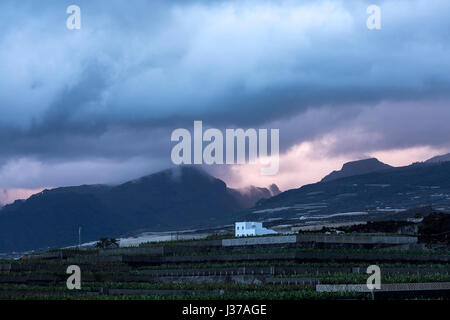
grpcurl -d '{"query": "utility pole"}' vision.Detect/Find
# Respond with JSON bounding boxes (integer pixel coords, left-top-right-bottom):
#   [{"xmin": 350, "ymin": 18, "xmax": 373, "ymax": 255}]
[{"xmin": 78, "ymin": 227, "xmax": 82, "ymax": 249}]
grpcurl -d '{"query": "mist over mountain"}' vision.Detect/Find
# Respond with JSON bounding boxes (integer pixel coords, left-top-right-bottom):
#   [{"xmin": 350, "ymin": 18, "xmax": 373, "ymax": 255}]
[
  {"xmin": 0, "ymin": 189, "xmax": 7, "ymax": 207},
  {"xmin": 0, "ymin": 167, "xmax": 264, "ymax": 252},
  {"xmin": 269, "ymin": 184, "xmax": 282, "ymax": 196},
  {"xmin": 232, "ymin": 184, "xmax": 282, "ymax": 208}
]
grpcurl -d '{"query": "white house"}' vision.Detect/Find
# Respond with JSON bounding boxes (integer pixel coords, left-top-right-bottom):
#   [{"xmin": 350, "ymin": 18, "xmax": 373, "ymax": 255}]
[{"xmin": 235, "ymin": 222, "xmax": 277, "ymax": 237}]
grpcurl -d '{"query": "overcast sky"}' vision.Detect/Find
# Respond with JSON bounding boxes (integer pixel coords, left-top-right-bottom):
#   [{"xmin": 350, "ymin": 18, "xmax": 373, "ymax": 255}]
[{"xmin": 1, "ymin": 0, "xmax": 450, "ymax": 205}]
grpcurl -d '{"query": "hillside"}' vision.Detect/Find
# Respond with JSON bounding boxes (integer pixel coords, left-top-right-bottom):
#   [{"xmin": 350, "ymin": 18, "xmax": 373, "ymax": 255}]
[
  {"xmin": 250, "ymin": 161, "xmax": 450, "ymax": 221},
  {"xmin": 425, "ymin": 153, "xmax": 450, "ymax": 164},
  {"xmin": 0, "ymin": 167, "xmax": 266, "ymax": 252}
]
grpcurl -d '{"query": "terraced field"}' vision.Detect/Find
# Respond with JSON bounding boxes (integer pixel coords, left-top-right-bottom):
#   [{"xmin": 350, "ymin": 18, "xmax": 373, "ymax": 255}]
[{"xmin": 1, "ymin": 235, "xmax": 449, "ymax": 300}]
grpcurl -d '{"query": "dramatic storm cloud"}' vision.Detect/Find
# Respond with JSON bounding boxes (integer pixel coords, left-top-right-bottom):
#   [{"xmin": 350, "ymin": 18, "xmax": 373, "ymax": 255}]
[{"xmin": 0, "ymin": 0, "xmax": 450, "ymax": 199}]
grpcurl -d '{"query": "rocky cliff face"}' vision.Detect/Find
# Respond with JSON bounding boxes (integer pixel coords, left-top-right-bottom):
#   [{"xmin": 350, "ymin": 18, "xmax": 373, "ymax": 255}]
[{"xmin": 321, "ymin": 158, "xmax": 393, "ymax": 182}]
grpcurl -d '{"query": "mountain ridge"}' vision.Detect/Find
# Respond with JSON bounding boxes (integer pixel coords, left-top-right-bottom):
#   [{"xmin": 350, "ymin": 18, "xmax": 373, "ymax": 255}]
[
  {"xmin": 250, "ymin": 160, "xmax": 450, "ymax": 222},
  {"xmin": 0, "ymin": 166, "xmax": 271, "ymax": 252},
  {"xmin": 425, "ymin": 153, "xmax": 450, "ymax": 164},
  {"xmin": 2, "ymin": 153, "xmax": 450, "ymax": 253},
  {"xmin": 321, "ymin": 158, "xmax": 393, "ymax": 182}
]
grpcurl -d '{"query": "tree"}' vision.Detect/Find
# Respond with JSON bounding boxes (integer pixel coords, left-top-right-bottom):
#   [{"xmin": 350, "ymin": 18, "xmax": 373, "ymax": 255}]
[
  {"xmin": 95, "ymin": 237, "xmax": 119, "ymax": 248},
  {"xmin": 109, "ymin": 238, "xmax": 118, "ymax": 247}
]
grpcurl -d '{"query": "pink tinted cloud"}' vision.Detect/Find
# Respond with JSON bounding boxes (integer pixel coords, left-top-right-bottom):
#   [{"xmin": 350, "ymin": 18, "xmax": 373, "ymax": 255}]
[
  {"xmin": 371, "ymin": 146, "xmax": 448, "ymax": 167},
  {"xmin": 222, "ymin": 138, "xmax": 447, "ymax": 192},
  {"xmin": 0, "ymin": 188, "xmax": 46, "ymax": 206}
]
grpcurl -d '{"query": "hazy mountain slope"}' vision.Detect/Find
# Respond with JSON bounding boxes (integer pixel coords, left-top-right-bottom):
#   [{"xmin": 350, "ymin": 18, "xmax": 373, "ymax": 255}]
[
  {"xmin": 425, "ymin": 153, "xmax": 450, "ymax": 164},
  {"xmin": 0, "ymin": 167, "xmax": 250, "ymax": 252}
]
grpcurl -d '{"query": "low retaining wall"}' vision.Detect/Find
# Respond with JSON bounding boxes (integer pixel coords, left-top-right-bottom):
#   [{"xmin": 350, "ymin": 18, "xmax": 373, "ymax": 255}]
[
  {"xmin": 316, "ymin": 282, "xmax": 450, "ymax": 293},
  {"xmin": 222, "ymin": 236, "xmax": 297, "ymax": 247},
  {"xmin": 67, "ymin": 255, "xmax": 123, "ymax": 263},
  {"xmin": 296, "ymin": 235, "xmax": 417, "ymax": 245},
  {"xmin": 0, "ymin": 264, "xmax": 12, "ymax": 272},
  {"xmin": 220, "ymin": 235, "xmax": 418, "ymax": 247},
  {"xmin": 295, "ymin": 252, "xmax": 450, "ymax": 263},
  {"xmin": 0, "ymin": 274, "xmax": 63, "ymax": 283},
  {"xmin": 117, "ymin": 234, "xmax": 417, "ymax": 251},
  {"xmin": 100, "ymin": 288, "xmax": 223, "ymax": 296},
  {"xmin": 266, "ymin": 277, "xmax": 319, "ymax": 285},
  {"xmin": 99, "ymin": 247, "xmax": 164, "ymax": 256},
  {"xmin": 123, "ymin": 251, "xmax": 450, "ymax": 265}
]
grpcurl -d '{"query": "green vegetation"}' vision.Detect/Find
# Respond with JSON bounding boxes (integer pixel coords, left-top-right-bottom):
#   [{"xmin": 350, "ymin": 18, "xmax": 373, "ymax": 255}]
[
  {"xmin": 135, "ymin": 261, "xmax": 450, "ymax": 270},
  {"xmin": 1, "ymin": 232, "xmax": 449, "ymax": 300},
  {"xmin": 276, "ymin": 273, "xmax": 450, "ymax": 284},
  {"xmin": 164, "ymin": 247, "xmax": 450, "ymax": 257}
]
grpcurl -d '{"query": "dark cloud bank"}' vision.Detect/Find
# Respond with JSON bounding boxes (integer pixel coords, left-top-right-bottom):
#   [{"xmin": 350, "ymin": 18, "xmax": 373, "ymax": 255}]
[{"xmin": 0, "ymin": 0, "xmax": 450, "ymax": 189}]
